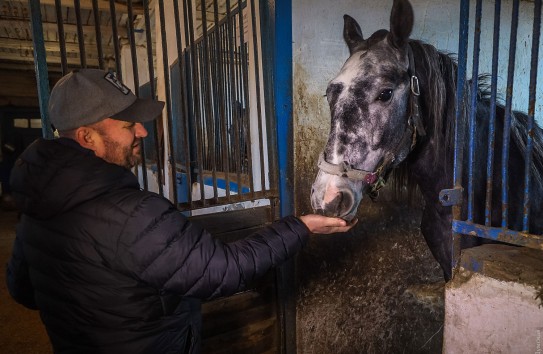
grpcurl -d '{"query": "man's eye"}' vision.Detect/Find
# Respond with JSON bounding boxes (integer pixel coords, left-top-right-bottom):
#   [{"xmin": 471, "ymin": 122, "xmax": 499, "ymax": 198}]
[{"xmin": 377, "ymin": 89, "xmax": 393, "ymax": 102}]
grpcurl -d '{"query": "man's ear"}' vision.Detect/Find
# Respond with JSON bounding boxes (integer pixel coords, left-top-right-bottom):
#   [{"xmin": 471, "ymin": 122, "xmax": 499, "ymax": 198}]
[{"xmin": 74, "ymin": 126, "xmax": 98, "ymax": 152}]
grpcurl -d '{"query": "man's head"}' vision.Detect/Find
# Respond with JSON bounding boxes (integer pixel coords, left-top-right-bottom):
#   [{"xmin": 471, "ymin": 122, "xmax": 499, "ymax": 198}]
[{"xmin": 48, "ymin": 69, "xmax": 164, "ymax": 169}]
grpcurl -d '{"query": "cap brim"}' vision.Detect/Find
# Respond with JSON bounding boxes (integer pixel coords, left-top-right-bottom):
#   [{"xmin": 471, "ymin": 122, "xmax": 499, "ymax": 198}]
[{"xmin": 111, "ymin": 97, "xmax": 165, "ymax": 123}]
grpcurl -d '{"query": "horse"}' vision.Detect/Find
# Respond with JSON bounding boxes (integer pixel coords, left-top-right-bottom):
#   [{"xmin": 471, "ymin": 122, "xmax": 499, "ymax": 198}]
[{"xmin": 310, "ymin": 0, "xmax": 543, "ymax": 281}]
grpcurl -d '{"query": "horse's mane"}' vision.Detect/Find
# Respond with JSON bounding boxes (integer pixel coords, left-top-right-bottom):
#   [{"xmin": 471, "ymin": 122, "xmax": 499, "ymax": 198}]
[{"xmin": 391, "ymin": 39, "xmax": 543, "ymax": 199}]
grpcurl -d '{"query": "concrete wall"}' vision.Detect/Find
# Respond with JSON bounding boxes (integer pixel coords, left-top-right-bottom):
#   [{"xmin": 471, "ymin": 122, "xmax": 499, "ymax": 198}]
[
  {"xmin": 291, "ymin": 0, "xmax": 543, "ymax": 352},
  {"xmin": 444, "ymin": 245, "xmax": 543, "ymax": 353}
]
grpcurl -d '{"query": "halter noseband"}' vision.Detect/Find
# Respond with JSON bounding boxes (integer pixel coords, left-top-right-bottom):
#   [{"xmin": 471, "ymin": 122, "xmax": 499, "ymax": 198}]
[{"xmin": 317, "ymin": 43, "xmax": 426, "ymax": 201}]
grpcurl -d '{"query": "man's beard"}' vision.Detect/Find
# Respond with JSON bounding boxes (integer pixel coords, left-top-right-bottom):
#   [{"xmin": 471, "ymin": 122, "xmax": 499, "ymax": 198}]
[{"xmin": 102, "ymin": 136, "xmax": 142, "ymax": 169}]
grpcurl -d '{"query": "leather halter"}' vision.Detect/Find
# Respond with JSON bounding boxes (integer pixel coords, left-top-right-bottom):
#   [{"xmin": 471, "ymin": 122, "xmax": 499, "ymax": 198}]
[{"xmin": 317, "ymin": 43, "xmax": 426, "ymax": 200}]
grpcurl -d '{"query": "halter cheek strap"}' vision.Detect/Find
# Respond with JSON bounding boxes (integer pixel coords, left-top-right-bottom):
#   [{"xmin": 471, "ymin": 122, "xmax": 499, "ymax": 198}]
[{"xmin": 317, "ymin": 43, "xmax": 426, "ymax": 201}]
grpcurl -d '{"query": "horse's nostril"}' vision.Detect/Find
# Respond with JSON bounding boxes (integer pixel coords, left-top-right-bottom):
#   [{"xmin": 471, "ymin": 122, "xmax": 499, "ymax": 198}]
[{"xmin": 323, "ymin": 191, "xmax": 354, "ymax": 218}]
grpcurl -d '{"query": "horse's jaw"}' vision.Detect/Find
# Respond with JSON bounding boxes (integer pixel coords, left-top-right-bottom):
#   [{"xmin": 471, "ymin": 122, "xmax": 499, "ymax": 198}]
[{"xmin": 310, "ymin": 170, "xmax": 364, "ymax": 221}]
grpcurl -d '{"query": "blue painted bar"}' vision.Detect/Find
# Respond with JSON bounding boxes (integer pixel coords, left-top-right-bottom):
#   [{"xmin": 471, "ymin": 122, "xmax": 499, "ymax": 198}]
[
  {"xmin": 275, "ymin": 0, "xmax": 294, "ymax": 217},
  {"xmin": 29, "ymin": 0, "xmax": 53, "ymax": 139},
  {"xmin": 501, "ymin": 0, "xmax": 520, "ymax": 228},
  {"xmin": 453, "ymin": 220, "xmax": 543, "ymax": 250},
  {"xmin": 522, "ymin": 0, "xmax": 541, "ymax": 232},
  {"xmin": 467, "ymin": 0, "xmax": 483, "ymax": 222},
  {"xmin": 485, "ymin": 0, "xmax": 502, "ymax": 226}
]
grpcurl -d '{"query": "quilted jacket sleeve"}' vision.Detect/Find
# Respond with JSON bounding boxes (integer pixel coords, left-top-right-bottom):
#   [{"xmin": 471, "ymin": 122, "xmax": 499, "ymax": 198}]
[
  {"xmin": 6, "ymin": 229, "xmax": 38, "ymax": 310},
  {"xmin": 116, "ymin": 194, "xmax": 310, "ymax": 300}
]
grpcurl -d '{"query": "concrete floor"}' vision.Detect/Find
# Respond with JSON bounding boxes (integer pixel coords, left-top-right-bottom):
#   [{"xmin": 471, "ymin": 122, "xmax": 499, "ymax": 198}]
[{"xmin": 0, "ymin": 205, "xmax": 52, "ymax": 354}]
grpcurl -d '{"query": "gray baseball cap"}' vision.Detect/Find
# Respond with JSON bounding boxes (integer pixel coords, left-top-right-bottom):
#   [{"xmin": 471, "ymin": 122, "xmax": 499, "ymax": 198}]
[{"xmin": 48, "ymin": 69, "xmax": 165, "ymax": 131}]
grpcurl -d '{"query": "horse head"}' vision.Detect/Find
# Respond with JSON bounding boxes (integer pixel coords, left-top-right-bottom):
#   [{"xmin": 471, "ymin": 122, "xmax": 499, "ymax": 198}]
[{"xmin": 311, "ymin": 0, "xmax": 424, "ymax": 221}]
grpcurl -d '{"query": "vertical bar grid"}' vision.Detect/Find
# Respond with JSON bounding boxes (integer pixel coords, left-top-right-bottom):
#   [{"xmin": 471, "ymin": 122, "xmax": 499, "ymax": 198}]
[{"xmin": 452, "ymin": 0, "xmax": 543, "ymax": 248}]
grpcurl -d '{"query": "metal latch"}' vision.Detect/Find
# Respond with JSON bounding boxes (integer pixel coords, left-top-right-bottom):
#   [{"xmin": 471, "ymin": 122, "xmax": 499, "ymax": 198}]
[{"xmin": 439, "ymin": 187, "xmax": 463, "ymax": 206}]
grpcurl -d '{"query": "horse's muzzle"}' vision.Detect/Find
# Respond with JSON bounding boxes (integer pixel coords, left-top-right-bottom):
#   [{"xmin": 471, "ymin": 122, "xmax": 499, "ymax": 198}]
[{"xmin": 310, "ymin": 171, "xmax": 363, "ymax": 221}]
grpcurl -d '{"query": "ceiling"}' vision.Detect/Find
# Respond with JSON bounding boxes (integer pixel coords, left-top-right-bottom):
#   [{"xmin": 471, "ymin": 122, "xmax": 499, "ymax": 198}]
[
  {"xmin": 0, "ymin": 0, "xmax": 141, "ymax": 72},
  {"xmin": 0, "ymin": 0, "xmax": 142, "ymax": 106},
  {"xmin": 0, "ymin": 0, "xmax": 237, "ymax": 107}
]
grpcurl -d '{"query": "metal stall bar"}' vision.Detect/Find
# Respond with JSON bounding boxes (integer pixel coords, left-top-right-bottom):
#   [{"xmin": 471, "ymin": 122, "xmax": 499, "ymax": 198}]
[
  {"xmin": 485, "ymin": 0, "xmax": 501, "ymax": 227},
  {"xmin": 274, "ymin": 0, "xmax": 296, "ymax": 351},
  {"xmin": 211, "ymin": 0, "xmax": 229, "ymax": 201},
  {"xmin": 449, "ymin": 0, "xmax": 470, "ymax": 270},
  {"xmin": 522, "ymin": 0, "xmax": 541, "ymax": 232},
  {"xmin": 108, "ymin": 0, "xmax": 122, "ymax": 78},
  {"xmin": 143, "ymin": 0, "xmax": 164, "ymax": 197},
  {"xmin": 227, "ymin": 0, "xmax": 243, "ymax": 201},
  {"xmin": 29, "ymin": 0, "xmax": 53, "ymax": 139},
  {"xmin": 157, "ymin": 0, "xmax": 179, "ymax": 205},
  {"xmin": 214, "ymin": 1, "xmax": 232, "ymax": 202},
  {"xmin": 237, "ymin": 0, "xmax": 255, "ymax": 198},
  {"xmin": 467, "ymin": 0, "xmax": 483, "ymax": 222},
  {"xmin": 259, "ymin": 0, "xmax": 278, "ymax": 199},
  {"xmin": 500, "ymin": 0, "xmax": 520, "ymax": 229},
  {"xmin": 91, "ymin": 0, "xmax": 105, "ymax": 70},
  {"xmin": 73, "ymin": 0, "xmax": 87, "ymax": 68},
  {"xmin": 53, "ymin": 0, "xmax": 68, "ymax": 75},
  {"xmin": 125, "ymin": 0, "xmax": 150, "ymax": 190},
  {"xmin": 199, "ymin": 0, "xmax": 219, "ymax": 202},
  {"xmin": 185, "ymin": 0, "xmax": 207, "ymax": 206},
  {"xmin": 249, "ymin": 0, "xmax": 266, "ymax": 192}
]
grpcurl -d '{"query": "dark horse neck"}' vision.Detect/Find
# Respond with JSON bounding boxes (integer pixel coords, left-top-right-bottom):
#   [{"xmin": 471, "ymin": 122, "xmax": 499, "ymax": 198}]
[{"xmin": 398, "ymin": 41, "xmax": 543, "ymax": 280}]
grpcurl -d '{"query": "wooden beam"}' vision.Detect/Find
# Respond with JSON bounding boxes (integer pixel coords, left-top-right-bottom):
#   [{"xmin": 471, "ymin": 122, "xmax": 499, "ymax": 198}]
[
  {"xmin": 0, "ymin": 51, "xmax": 101, "ymax": 67},
  {"xmin": 8, "ymin": 0, "xmax": 143, "ymax": 15},
  {"xmin": 0, "ymin": 38, "xmax": 114, "ymax": 57},
  {"xmin": 0, "ymin": 19, "xmax": 128, "ymax": 38}
]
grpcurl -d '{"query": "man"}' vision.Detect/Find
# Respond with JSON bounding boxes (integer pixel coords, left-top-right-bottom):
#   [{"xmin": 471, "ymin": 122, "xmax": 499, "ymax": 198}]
[{"xmin": 6, "ymin": 69, "xmax": 356, "ymax": 354}]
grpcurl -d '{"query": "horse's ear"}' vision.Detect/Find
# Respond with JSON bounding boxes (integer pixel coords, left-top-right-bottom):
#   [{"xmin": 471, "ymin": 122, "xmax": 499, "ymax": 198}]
[
  {"xmin": 389, "ymin": 0, "xmax": 414, "ymax": 48},
  {"xmin": 343, "ymin": 14, "xmax": 365, "ymax": 55}
]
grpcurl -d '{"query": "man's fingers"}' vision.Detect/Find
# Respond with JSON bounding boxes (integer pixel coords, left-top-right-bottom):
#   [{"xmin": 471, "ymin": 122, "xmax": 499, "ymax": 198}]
[{"xmin": 299, "ymin": 214, "xmax": 358, "ymax": 234}]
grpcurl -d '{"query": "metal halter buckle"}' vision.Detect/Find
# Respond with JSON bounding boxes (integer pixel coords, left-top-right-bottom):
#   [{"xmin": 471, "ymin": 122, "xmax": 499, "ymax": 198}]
[{"xmin": 410, "ymin": 75, "xmax": 420, "ymax": 96}]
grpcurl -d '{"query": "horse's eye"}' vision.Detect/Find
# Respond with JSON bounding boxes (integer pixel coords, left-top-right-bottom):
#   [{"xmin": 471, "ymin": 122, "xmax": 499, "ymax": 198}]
[{"xmin": 377, "ymin": 89, "xmax": 393, "ymax": 102}]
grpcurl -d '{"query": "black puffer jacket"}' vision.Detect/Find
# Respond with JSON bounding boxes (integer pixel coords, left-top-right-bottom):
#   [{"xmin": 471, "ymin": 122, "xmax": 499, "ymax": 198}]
[{"xmin": 6, "ymin": 138, "xmax": 309, "ymax": 354}]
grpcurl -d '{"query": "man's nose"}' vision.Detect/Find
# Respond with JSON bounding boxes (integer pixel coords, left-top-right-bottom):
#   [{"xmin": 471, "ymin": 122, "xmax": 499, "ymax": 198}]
[{"xmin": 135, "ymin": 122, "xmax": 148, "ymax": 138}]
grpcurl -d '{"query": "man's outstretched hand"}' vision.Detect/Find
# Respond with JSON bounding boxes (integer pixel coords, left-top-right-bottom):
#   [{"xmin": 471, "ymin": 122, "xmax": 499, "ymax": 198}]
[{"xmin": 299, "ymin": 214, "xmax": 358, "ymax": 234}]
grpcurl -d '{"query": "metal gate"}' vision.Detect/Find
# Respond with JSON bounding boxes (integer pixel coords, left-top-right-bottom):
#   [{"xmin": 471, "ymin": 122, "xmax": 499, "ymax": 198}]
[
  {"xmin": 441, "ymin": 0, "xmax": 543, "ymax": 270},
  {"xmin": 27, "ymin": 0, "xmax": 295, "ymax": 352},
  {"xmin": 28, "ymin": 0, "xmax": 278, "ymax": 212}
]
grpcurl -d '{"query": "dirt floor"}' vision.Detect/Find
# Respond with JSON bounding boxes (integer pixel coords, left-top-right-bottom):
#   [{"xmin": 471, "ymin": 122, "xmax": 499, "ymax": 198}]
[
  {"xmin": 0, "ymin": 206, "xmax": 52, "ymax": 354},
  {"xmin": 296, "ymin": 194, "xmax": 445, "ymax": 354}
]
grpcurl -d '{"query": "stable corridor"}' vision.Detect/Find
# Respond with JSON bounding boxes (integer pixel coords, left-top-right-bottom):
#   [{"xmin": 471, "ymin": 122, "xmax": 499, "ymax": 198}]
[{"xmin": 0, "ymin": 205, "xmax": 51, "ymax": 353}]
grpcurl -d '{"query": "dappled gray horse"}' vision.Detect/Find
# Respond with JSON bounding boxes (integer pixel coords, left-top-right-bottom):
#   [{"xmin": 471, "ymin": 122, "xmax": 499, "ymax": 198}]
[{"xmin": 311, "ymin": 0, "xmax": 543, "ymax": 280}]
